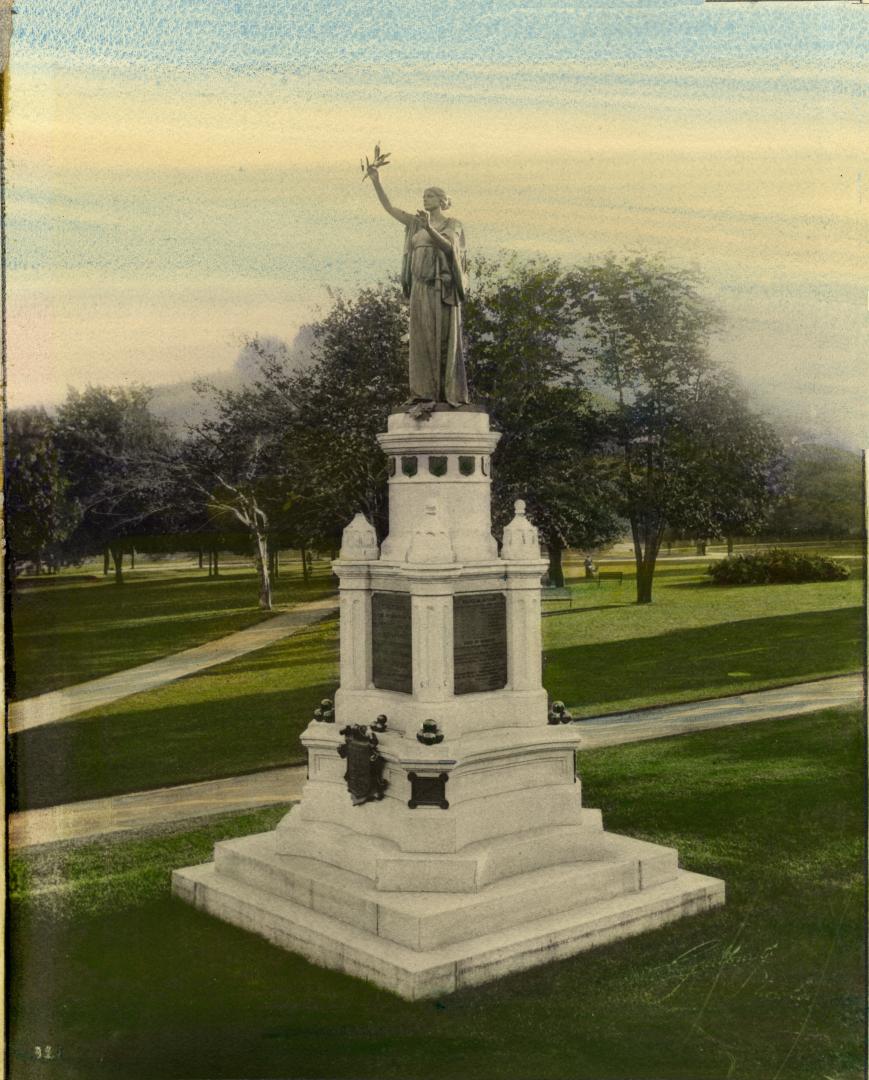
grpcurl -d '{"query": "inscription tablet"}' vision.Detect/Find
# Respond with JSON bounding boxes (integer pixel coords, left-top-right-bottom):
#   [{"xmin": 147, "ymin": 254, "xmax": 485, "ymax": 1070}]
[
  {"xmin": 371, "ymin": 591, "xmax": 412, "ymax": 694},
  {"xmin": 453, "ymin": 592, "xmax": 507, "ymax": 695}
]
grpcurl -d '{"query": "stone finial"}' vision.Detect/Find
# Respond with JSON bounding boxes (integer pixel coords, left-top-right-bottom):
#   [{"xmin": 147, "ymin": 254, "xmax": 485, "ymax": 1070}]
[
  {"xmin": 406, "ymin": 500, "xmax": 455, "ymax": 565},
  {"xmin": 339, "ymin": 512, "xmax": 380, "ymax": 561},
  {"xmin": 501, "ymin": 499, "xmax": 541, "ymax": 561}
]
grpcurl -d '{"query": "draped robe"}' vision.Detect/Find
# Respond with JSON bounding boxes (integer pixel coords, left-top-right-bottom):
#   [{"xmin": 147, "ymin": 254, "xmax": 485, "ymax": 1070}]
[{"xmin": 400, "ymin": 217, "xmax": 469, "ymax": 406}]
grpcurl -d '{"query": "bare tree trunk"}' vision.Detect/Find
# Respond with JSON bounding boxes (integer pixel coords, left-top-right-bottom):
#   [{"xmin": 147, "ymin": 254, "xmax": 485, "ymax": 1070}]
[
  {"xmin": 301, "ymin": 546, "xmax": 310, "ymax": 582},
  {"xmin": 632, "ymin": 518, "xmax": 663, "ymax": 604},
  {"xmin": 254, "ymin": 531, "xmax": 272, "ymax": 610},
  {"xmin": 111, "ymin": 545, "xmax": 124, "ymax": 585},
  {"xmin": 546, "ymin": 538, "xmax": 565, "ymax": 588},
  {"xmin": 198, "ymin": 548, "xmax": 204, "ymax": 570},
  {"xmin": 727, "ymin": 535, "xmax": 734, "ymax": 556},
  {"xmin": 103, "ymin": 548, "xmax": 110, "ymax": 576},
  {"xmin": 213, "ymin": 550, "xmax": 219, "ymax": 577}
]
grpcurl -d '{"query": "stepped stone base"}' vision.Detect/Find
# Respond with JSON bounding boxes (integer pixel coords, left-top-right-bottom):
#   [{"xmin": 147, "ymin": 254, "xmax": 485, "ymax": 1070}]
[{"xmin": 172, "ymin": 831, "xmax": 724, "ymax": 1000}]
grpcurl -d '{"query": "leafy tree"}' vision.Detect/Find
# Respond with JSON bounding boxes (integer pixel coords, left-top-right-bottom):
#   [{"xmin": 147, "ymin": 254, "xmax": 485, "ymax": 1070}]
[
  {"xmin": 577, "ymin": 255, "xmax": 782, "ymax": 603},
  {"xmin": 465, "ymin": 256, "xmax": 622, "ymax": 584},
  {"xmin": 173, "ymin": 373, "xmax": 302, "ymax": 610},
  {"xmin": 247, "ymin": 286, "xmax": 409, "ymax": 548},
  {"xmin": 249, "ymin": 263, "xmax": 622, "ymax": 580},
  {"xmin": 765, "ymin": 443, "xmax": 862, "ymax": 540},
  {"xmin": 54, "ymin": 386, "xmax": 173, "ymax": 583},
  {"xmin": 5, "ymin": 408, "xmax": 81, "ymax": 573}
]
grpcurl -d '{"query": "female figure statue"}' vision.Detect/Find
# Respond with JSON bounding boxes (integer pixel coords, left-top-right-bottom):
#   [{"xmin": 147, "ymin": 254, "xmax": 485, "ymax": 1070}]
[{"xmin": 365, "ymin": 162, "xmax": 470, "ymax": 408}]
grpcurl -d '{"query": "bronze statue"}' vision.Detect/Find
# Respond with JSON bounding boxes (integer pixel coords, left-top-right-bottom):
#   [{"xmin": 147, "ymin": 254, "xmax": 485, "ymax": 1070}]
[{"xmin": 364, "ymin": 150, "xmax": 470, "ymax": 411}]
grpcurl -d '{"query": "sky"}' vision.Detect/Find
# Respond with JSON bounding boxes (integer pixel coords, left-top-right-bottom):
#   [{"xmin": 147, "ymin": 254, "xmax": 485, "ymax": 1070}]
[{"xmin": 5, "ymin": 0, "xmax": 868, "ymax": 446}]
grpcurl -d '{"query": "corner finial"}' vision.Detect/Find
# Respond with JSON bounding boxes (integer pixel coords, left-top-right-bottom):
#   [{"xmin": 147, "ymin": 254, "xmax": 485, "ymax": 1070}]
[
  {"xmin": 501, "ymin": 499, "xmax": 541, "ymax": 562},
  {"xmin": 339, "ymin": 512, "xmax": 380, "ymax": 561}
]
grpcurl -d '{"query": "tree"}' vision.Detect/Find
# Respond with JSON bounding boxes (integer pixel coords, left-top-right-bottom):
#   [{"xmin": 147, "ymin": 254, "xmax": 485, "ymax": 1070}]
[
  {"xmin": 53, "ymin": 385, "xmax": 173, "ymax": 583},
  {"xmin": 5, "ymin": 408, "xmax": 81, "ymax": 573},
  {"xmin": 251, "ymin": 263, "xmax": 622, "ymax": 577},
  {"xmin": 464, "ymin": 256, "xmax": 622, "ymax": 584},
  {"xmin": 174, "ymin": 373, "xmax": 301, "ymax": 610},
  {"xmin": 765, "ymin": 443, "xmax": 862, "ymax": 540},
  {"xmin": 577, "ymin": 255, "xmax": 782, "ymax": 603},
  {"xmin": 248, "ymin": 285, "xmax": 410, "ymax": 549}
]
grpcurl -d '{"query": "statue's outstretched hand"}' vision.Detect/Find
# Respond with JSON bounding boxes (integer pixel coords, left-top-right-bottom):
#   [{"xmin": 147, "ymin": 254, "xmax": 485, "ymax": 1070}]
[{"xmin": 361, "ymin": 146, "xmax": 390, "ymax": 183}]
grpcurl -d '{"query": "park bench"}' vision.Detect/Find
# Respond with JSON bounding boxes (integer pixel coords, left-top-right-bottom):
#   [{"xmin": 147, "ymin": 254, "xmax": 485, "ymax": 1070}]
[
  {"xmin": 576, "ymin": 570, "xmax": 624, "ymax": 588},
  {"xmin": 541, "ymin": 586, "xmax": 573, "ymax": 610}
]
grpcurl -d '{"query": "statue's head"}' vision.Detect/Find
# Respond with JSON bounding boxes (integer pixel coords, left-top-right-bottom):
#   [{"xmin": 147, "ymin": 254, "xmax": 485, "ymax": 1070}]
[{"xmin": 423, "ymin": 187, "xmax": 451, "ymax": 211}]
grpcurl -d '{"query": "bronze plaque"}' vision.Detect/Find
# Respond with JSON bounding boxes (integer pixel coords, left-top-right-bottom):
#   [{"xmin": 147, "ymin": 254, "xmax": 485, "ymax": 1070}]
[
  {"xmin": 453, "ymin": 592, "xmax": 507, "ymax": 695},
  {"xmin": 407, "ymin": 771, "xmax": 450, "ymax": 810},
  {"xmin": 372, "ymin": 591, "xmax": 412, "ymax": 694}
]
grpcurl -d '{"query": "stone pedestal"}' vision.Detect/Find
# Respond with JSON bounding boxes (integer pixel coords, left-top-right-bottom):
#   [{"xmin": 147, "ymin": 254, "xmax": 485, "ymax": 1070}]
[{"xmin": 174, "ymin": 408, "xmax": 724, "ymax": 999}]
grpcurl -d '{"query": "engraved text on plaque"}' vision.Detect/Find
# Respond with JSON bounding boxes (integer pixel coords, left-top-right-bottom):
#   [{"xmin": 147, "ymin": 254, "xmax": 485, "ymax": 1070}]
[
  {"xmin": 372, "ymin": 592, "xmax": 412, "ymax": 694},
  {"xmin": 453, "ymin": 592, "xmax": 507, "ymax": 695}
]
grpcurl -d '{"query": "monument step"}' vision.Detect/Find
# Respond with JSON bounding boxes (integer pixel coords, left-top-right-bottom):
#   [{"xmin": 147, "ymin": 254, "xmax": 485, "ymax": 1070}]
[
  {"xmin": 274, "ymin": 812, "xmax": 608, "ymax": 892},
  {"xmin": 172, "ymin": 857, "xmax": 724, "ymax": 1001},
  {"xmin": 296, "ymin": 780, "xmax": 588, "ymax": 853},
  {"xmin": 211, "ymin": 830, "xmax": 681, "ymax": 951}
]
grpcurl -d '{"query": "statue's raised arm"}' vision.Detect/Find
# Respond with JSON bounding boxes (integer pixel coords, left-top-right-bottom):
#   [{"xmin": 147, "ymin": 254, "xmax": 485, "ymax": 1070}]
[
  {"xmin": 362, "ymin": 149, "xmax": 469, "ymax": 412},
  {"xmin": 365, "ymin": 160, "xmax": 415, "ymax": 228}
]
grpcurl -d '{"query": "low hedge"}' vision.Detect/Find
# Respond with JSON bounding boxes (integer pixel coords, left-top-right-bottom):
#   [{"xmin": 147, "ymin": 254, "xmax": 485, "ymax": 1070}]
[{"xmin": 708, "ymin": 548, "xmax": 850, "ymax": 586}]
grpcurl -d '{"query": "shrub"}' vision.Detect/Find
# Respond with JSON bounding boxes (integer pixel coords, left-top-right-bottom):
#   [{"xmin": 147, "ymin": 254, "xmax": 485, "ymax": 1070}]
[{"xmin": 708, "ymin": 548, "xmax": 850, "ymax": 586}]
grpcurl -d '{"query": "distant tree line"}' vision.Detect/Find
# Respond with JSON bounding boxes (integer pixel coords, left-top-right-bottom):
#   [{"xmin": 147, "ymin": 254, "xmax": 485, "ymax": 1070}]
[{"xmin": 7, "ymin": 253, "xmax": 856, "ymax": 607}]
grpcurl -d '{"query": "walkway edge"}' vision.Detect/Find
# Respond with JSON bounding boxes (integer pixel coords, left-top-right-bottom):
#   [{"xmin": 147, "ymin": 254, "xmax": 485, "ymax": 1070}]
[
  {"xmin": 8, "ymin": 597, "xmax": 339, "ymax": 734},
  {"xmin": 9, "ymin": 674, "xmax": 863, "ymax": 850},
  {"xmin": 9, "ymin": 766, "xmax": 307, "ymax": 849}
]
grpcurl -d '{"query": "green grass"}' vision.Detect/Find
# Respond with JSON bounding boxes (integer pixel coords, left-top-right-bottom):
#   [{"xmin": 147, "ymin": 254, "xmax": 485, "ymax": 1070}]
[
  {"xmin": 8, "ymin": 707, "xmax": 865, "ymax": 1080},
  {"xmin": 543, "ymin": 565, "xmax": 862, "ymax": 716},
  {"xmin": 10, "ymin": 565, "xmax": 862, "ymax": 811},
  {"xmin": 9, "ymin": 616, "xmax": 338, "ymax": 811},
  {"xmin": 8, "ymin": 558, "xmax": 335, "ymax": 700}
]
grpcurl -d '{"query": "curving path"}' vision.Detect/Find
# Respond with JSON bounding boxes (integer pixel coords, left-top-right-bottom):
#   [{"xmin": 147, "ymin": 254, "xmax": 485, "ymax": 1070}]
[
  {"xmin": 9, "ymin": 673, "xmax": 861, "ymax": 850},
  {"xmin": 7, "ymin": 596, "xmax": 339, "ymax": 735}
]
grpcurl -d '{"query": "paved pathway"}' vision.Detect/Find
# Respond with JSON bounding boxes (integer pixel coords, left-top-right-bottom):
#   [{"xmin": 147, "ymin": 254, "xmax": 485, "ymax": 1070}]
[
  {"xmin": 576, "ymin": 673, "xmax": 863, "ymax": 749},
  {"xmin": 7, "ymin": 596, "xmax": 339, "ymax": 734},
  {"xmin": 9, "ymin": 673, "xmax": 861, "ymax": 850},
  {"xmin": 8, "ymin": 767, "xmax": 306, "ymax": 849}
]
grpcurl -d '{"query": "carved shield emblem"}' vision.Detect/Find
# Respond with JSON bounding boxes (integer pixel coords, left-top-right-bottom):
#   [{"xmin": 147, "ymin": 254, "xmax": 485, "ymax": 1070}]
[{"xmin": 337, "ymin": 725, "xmax": 388, "ymax": 805}]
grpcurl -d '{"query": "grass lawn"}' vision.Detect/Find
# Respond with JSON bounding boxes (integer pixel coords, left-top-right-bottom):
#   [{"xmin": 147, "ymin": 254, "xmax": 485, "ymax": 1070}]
[
  {"xmin": 8, "ymin": 707, "xmax": 865, "ymax": 1080},
  {"xmin": 10, "ymin": 565, "xmax": 863, "ymax": 810},
  {"xmin": 7, "ymin": 558, "xmax": 335, "ymax": 701},
  {"xmin": 544, "ymin": 562, "xmax": 863, "ymax": 717}
]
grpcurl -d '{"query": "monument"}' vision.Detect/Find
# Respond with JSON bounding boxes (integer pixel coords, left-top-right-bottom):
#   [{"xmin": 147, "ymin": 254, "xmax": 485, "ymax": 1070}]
[{"xmin": 172, "ymin": 155, "xmax": 724, "ymax": 999}]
